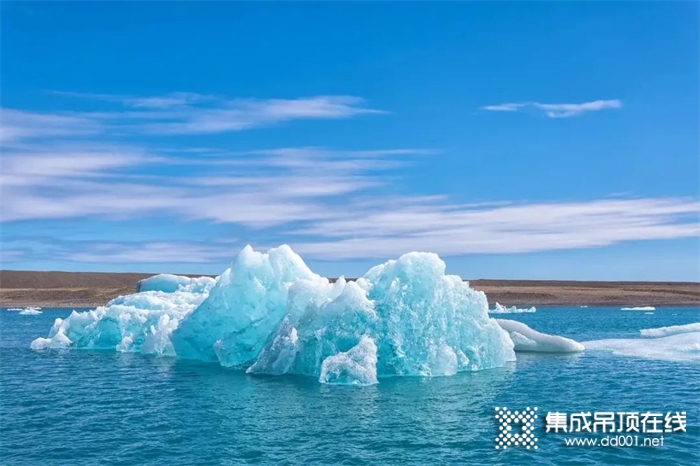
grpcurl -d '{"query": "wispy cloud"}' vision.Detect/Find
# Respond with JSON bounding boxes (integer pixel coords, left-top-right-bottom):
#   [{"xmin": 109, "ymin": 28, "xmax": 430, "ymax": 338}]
[
  {"xmin": 2, "ymin": 90, "xmax": 696, "ymax": 265},
  {"xmin": 5, "ymin": 139, "xmax": 695, "ymax": 259},
  {"xmin": 480, "ymin": 103, "xmax": 527, "ymax": 112},
  {"xmin": 287, "ymin": 198, "xmax": 700, "ymax": 259},
  {"xmin": 49, "ymin": 90, "xmax": 214, "ymax": 109},
  {"xmin": 481, "ymin": 99, "xmax": 622, "ymax": 118},
  {"xmin": 68, "ymin": 241, "xmax": 233, "ymax": 263},
  {"xmin": 1, "ymin": 237, "xmax": 235, "ymax": 264},
  {"xmin": 0, "ymin": 108, "xmax": 101, "ymax": 143},
  {"xmin": 0, "ymin": 141, "xmax": 426, "ymax": 226},
  {"xmin": 2, "ymin": 92, "xmax": 385, "ymax": 144},
  {"xmin": 136, "ymin": 96, "xmax": 385, "ymax": 134},
  {"xmin": 2, "ymin": 141, "xmax": 696, "ymax": 261}
]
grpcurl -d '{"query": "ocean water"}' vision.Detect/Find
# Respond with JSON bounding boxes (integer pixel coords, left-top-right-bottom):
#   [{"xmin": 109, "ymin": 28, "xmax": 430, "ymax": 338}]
[{"xmin": 1, "ymin": 306, "xmax": 698, "ymax": 465}]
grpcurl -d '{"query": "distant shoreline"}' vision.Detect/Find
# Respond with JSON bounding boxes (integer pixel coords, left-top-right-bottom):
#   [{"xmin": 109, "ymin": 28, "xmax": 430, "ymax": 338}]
[{"xmin": 1, "ymin": 270, "xmax": 698, "ymax": 308}]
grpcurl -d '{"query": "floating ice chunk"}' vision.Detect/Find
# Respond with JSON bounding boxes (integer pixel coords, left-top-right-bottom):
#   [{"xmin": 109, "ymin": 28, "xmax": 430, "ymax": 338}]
[
  {"xmin": 30, "ymin": 331, "xmax": 72, "ymax": 350},
  {"xmin": 489, "ymin": 303, "xmax": 536, "ymax": 314},
  {"xmin": 585, "ymin": 332, "xmax": 700, "ymax": 362},
  {"xmin": 319, "ymin": 336, "xmax": 378, "ymax": 386},
  {"xmin": 640, "ymin": 323, "xmax": 700, "ymax": 338},
  {"xmin": 137, "ymin": 274, "xmax": 215, "ymax": 293},
  {"xmin": 19, "ymin": 307, "xmax": 42, "ymax": 315},
  {"xmin": 7, "ymin": 308, "xmax": 23, "ymax": 311},
  {"xmin": 621, "ymin": 306, "xmax": 656, "ymax": 311},
  {"xmin": 496, "ymin": 319, "xmax": 584, "ymax": 353},
  {"xmin": 32, "ymin": 244, "xmax": 517, "ymax": 383}
]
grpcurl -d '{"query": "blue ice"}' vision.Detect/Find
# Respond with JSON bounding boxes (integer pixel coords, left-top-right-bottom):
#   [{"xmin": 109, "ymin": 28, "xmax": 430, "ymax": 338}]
[{"xmin": 32, "ymin": 245, "xmax": 517, "ymax": 385}]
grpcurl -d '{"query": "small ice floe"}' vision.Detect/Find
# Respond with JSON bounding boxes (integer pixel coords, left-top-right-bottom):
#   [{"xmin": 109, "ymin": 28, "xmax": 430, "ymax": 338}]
[
  {"xmin": 19, "ymin": 307, "xmax": 42, "ymax": 315},
  {"xmin": 7, "ymin": 308, "xmax": 23, "ymax": 311},
  {"xmin": 495, "ymin": 319, "xmax": 584, "ymax": 353},
  {"xmin": 580, "ymin": 305, "xmax": 588, "ymax": 308},
  {"xmin": 584, "ymin": 323, "xmax": 700, "ymax": 362},
  {"xmin": 489, "ymin": 303, "xmax": 536, "ymax": 314},
  {"xmin": 644, "ymin": 312, "xmax": 654, "ymax": 315},
  {"xmin": 621, "ymin": 306, "xmax": 656, "ymax": 311}
]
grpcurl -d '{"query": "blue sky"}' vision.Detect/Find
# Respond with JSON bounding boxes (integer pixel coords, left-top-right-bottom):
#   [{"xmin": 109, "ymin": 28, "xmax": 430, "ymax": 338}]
[{"xmin": 1, "ymin": 1, "xmax": 698, "ymax": 281}]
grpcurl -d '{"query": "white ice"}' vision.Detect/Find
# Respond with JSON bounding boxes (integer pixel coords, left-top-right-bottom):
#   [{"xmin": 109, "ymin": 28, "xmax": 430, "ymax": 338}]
[
  {"xmin": 640, "ymin": 323, "xmax": 700, "ymax": 338},
  {"xmin": 19, "ymin": 307, "xmax": 42, "ymax": 315},
  {"xmin": 495, "ymin": 319, "xmax": 584, "ymax": 353},
  {"xmin": 621, "ymin": 306, "xmax": 656, "ymax": 311},
  {"xmin": 30, "ymin": 277, "xmax": 214, "ymax": 354},
  {"xmin": 489, "ymin": 303, "xmax": 536, "ymax": 314},
  {"xmin": 318, "ymin": 336, "xmax": 379, "ymax": 386},
  {"xmin": 584, "ymin": 332, "xmax": 700, "ymax": 363}
]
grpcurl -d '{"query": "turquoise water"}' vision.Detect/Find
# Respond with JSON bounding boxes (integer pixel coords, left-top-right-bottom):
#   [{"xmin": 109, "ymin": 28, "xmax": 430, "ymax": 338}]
[{"xmin": 1, "ymin": 307, "xmax": 698, "ymax": 465}]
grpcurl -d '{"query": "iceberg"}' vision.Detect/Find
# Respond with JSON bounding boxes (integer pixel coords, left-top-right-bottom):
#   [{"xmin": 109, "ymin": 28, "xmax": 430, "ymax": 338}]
[
  {"xmin": 31, "ymin": 245, "xmax": 516, "ymax": 385},
  {"xmin": 489, "ymin": 303, "xmax": 536, "ymax": 314},
  {"xmin": 31, "ymin": 331, "xmax": 72, "ymax": 350},
  {"xmin": 495, "ymin": 319, "xmax": 584, "ymax": 353},
  {"xmin": 640, "ymin": 323, "xmax": 700, "ymax": 338},
  {"xmin": 7, "ymin": 306, "xmax": 41, "ymax": 313},
  {"xmin": 621, "ymin": 306, "xmax": 656, "ymax": 311}
]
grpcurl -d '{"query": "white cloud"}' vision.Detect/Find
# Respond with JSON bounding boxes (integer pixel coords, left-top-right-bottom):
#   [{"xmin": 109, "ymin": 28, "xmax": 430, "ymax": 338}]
[
  {"xmin": 49, "ymin": 90, "xmax": 214, "ymax": 108},
  {"xmin": 68, "ymin": 241, "xmax": 233, "ymax": 263},
  {"xmin": 1, "ymin": 237, "xmax": 235, "ymax": 264},
  {"xmin": 1, "ymin": 93, "xmax": 384, "ymax": 144},
  {"xmin": 135, "ymin": 96, "xmax": 385, "ymax": 134},
  {"xmin": 1, "ymin": 108, "xmax": 101, "ymax": 143},
  {"xmin": 481, "ymin": 99, "xmax": 622, "ymax": 118},
  {"xmin": 2, "ymin": 91, "xmax": 696, "ymax": 265},
  {"xmin": 2, "ymin": 137, "xmax": 696, "ymax": 260},
  {"xmin": 480, "ymin": 103, "xmax": 527, "ymax": 112},
  {"xmin": 0, "ymin": 142, "xmax": 425, "ymax": 226},
  {"xmin": 288, "ymin": 198, "xmax": 699, "ymax": 259}
]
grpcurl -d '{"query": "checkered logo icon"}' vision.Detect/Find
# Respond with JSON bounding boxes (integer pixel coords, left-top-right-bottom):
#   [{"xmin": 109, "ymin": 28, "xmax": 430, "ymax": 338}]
[{"xmin": 494, "ymin": 407, "xmax": 539, "ymax": 450}]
